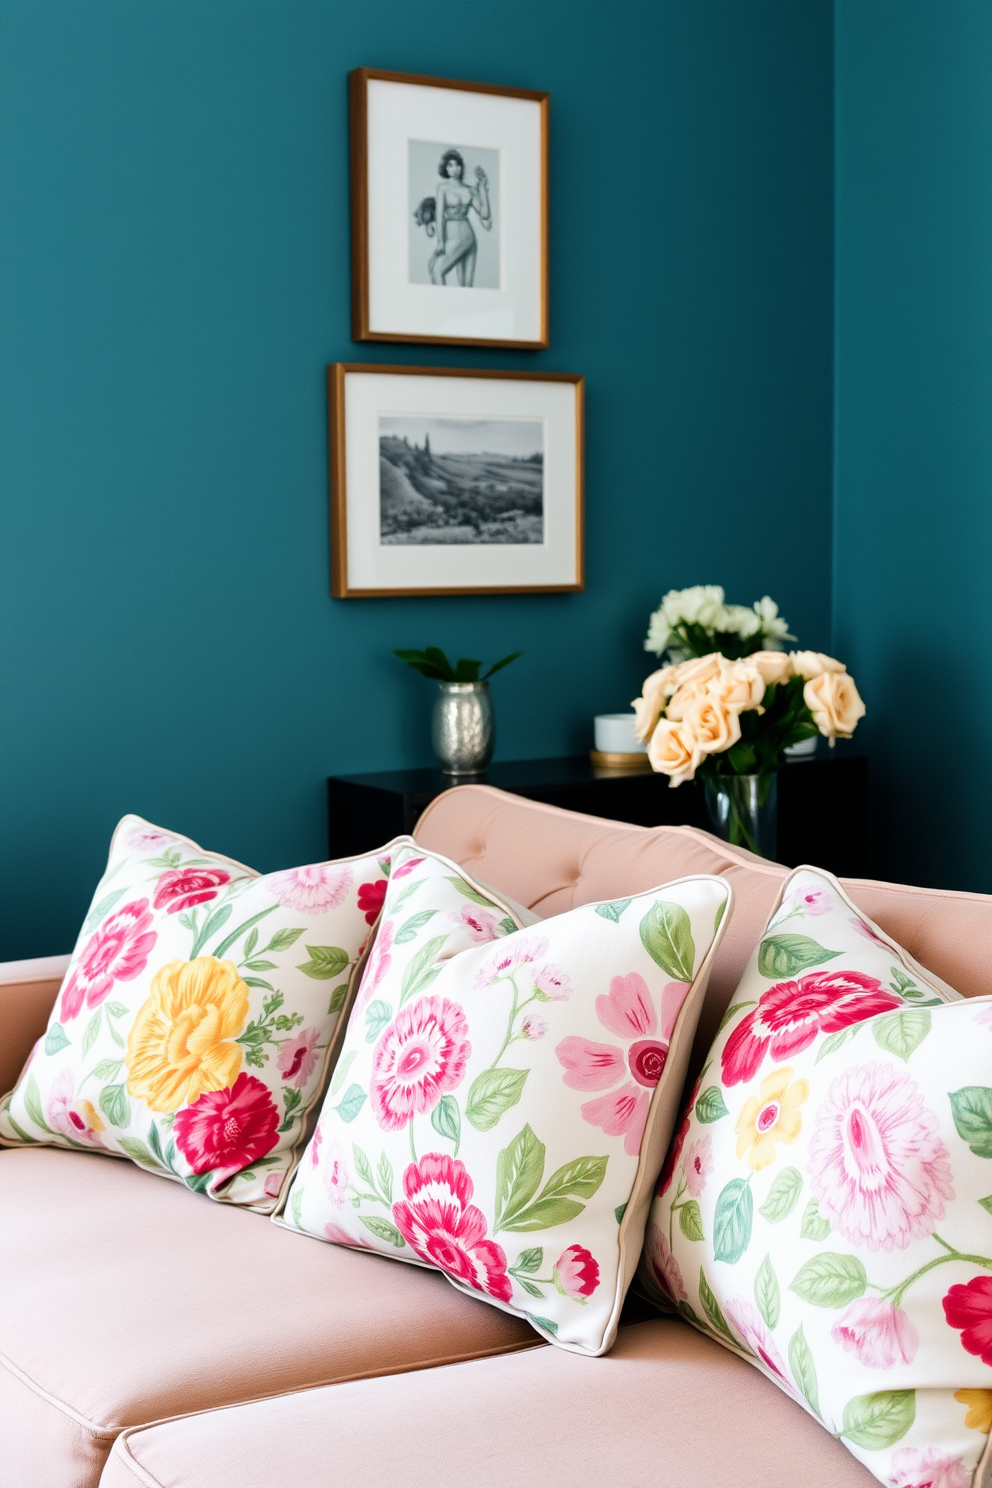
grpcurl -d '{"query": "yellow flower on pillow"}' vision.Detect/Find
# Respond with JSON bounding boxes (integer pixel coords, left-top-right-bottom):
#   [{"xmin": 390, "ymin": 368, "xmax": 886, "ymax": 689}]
[
  {"xmin": 955, "ymin": 1389, "xmax": 992, "ymax": 1434},
  {"xmin": 126, "ymin": 957, "xmax": 249, "ymax": 1112},
  {"xmin": 735, "ymin": 1066, "xmax": 808, "ymax": 1171}
]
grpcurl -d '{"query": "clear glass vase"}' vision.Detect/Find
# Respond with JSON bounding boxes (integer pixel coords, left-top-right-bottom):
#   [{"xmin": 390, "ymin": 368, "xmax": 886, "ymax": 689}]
[{"xmin": 703, "ymin": 772, "xmax": 778, "ymax": 858}]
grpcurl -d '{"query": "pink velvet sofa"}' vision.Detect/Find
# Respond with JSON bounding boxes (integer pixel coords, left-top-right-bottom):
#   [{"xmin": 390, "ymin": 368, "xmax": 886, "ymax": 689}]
[{"xmin": 4, "ymin": 785, "xmax": 991, "ymax": 1488}]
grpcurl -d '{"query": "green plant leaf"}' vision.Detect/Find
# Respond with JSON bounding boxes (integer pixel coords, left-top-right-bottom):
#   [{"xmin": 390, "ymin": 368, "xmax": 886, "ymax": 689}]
[
  {"xmin": 498, "ymin": 917, "xmax": 517, "ymax": 936},
  {"xmin": 695, "ymin": 1086, "xmax": 729, "ymax": 1123},
  {"xmin": 698, "ymin": 1268, "xmax": 735, "ymax": 1342},
  {"xmin": 483, "ymin": 650, "xmax": 523, "ymax": 679},
  {"xmin": 89, "ymin": 1057, "xmax": 123, "ymax": 1081},
  {"xmin": 713, "ymin": 1178, "xmax": 753, "ymax": 1263},
  {"xmin": 679, "ymin": 1199, "xmax": 704, "ymax": 1242},
  {"xmin": 352, "ymin": 1143, "xmax": 374, "ymax": 1189},
  {"xmin": 377, "ymin": 1152, "xmax": 393, "ymax": 1202},
  {"xmin": 364, "ymin": 1000, "xmax": 393, "ymax": 1043},
  {"xmin": 289, "ymin": 1186, "xmax": 304, "ymax": 1228},
  {"xmin": 466, "ymin": 1067, "xmax": 528, "ymax": 1132},
  {"xmin": 82, "ymin": 1008, "xmax": 102, "ymax": 1056},
  {"xmin": 841, "ymin": 1391, "xmax": 915, "ymax": 1450},
  {"xmin": 335, "ymin": 1084, "xmax": 367, "ymax": 1123},
  {"xmin": 360, "ymin": 1215, "xmax": 405, "ymax": 1247},
  {"xmin": 243, "ymin": 978, "xmax": 273, "ymax": 991},
  {"xmin": 44, "ymin": 1023, "xmax": 70, "ymax": 1056},
  {"xmin": 978, "ymin": 1195, "xmax": 992, "ymax": 1217},
  {"xmin": 107, "ymin": 1022, "xmax": 125, "ymax": 1049},
  {"xmin": 99, "ymin": 1083, "xmax": 130, "ymax": 1128},
  {"xmin": 519, "ymin": 1278, "xmax": 543, "ymax": 1298},
  {"xmin": 118, "ymin": 1137, "xmax": 164, "ymax": 1169},
  {"xmin": 500, "ymin": 1196, "xmax": 585, "ymax": 1233},
  {"xmin": 444, "ymin": 877, "xmax": 495, "ymax": 909},
  {"xmin": 949, "ymin": 1087, "xmax": 992, "ymax": 1158},
  {"xmin": 24, "ymin": 1073, "xmax": 52, "ymax": 1133},
  {"xmin": 755, "ymin": 1254, "xmax": 780, "ymax": 1329},
  {"xmin": 788, "ymin": 1325, "xmax": 821, "ymax": 1418},
  {"xmin": 212, "ymin": 905, "xmax": 277, "ymax": 961},
  {"xmin": 268, "ymin": 927, "xmax": 305, "ymax": 952},
  {"xmin": 393, "ymin": 909, "xmax": 438, "ymax": 945},
  {"xmin": 399, "ymin": 934, "xmax": 448, "ymax": 1006},
  {"xmin": 614, "ymin": 1202, "xmax": 627, "ymax": 1225},
  {"xmin": 715, "ymin": 1000, "xmax": 756, "ymax": 1036},
  {"xmin": 872, "ymin": 1009, "xmax": 931, "ymax": 1062},
  {"xmin": 676, "ymin": 1298, "xmax": 703, "ymax": 1327},
  {"xmin": 800, "ymin": 1197, "xmax": 831, "ymax": 1241},
  {"xmin": 431, "ymin": 1093, "xmax": 461, "ymax": 1146},
  {"xmin": 185, "ymin": 1172, "xmax": 213, "ymax": 1193},
  {"xmin": 328, "ymin": 984, "xmax": 348, "ymax": 1016},
  {"xmin": 595, "ymin": 898, "xmax": 631, "ymax": 923},
  {"xmin": 243, "ymin": 927, "xmax": 259, "ymax": 959},
  {"xmin": 529, "ymin": 1315, "xmax": 558, "ymax": 1336},
  {"xmin": 189, "ymin": 903, "xmax": 232, "ymax": 959},
  {"xmin": 514, "ymin": 1246, "xmax": 544, "ymax": 1274},
  {"xmin": 329, "ymin": 1048, "xmax": 356, "ymax": 1098},
  {"xmin": 147, "ymin": 1123, "xmax": 167, "ymax": 1167},
  {"xmin": 758, "ymin": 1165, "xmax": 803, "ymax": 1223},
  {"xmin": 538, "ymin": 1154, "xmax": 608, "ymax": 1204},
  {"xmin": 639, "ymin": 900, "xmax": 696, "ymax": 982},
  {"xmin": 757, "ymin": 935, "xmax": 842, "ymax": 979},
  {"xmin": 297, "ymin": 945, "xmax": 350, "ymax": 981},
  {"xmin": 244, "ymin": 959, "xmax": 277, "ymax": 972},
  {"xmin": 816, "ymin": 1024, "xmax": 862, "ymax": 1062},
  {"xmin": 105, "ymin": 1001, "xmax": 128, "ymax": 1018},
  {"xmin": 82, "ymin": 887, "xmax": 128, "ymax": 934},
  {"xmin": 790, "ymin": 1252, "xmax": 867, "ymax": 1308},
  {"xmin": 495, "ymin": 1123, "xmax": 546, "ymax": 1228}
]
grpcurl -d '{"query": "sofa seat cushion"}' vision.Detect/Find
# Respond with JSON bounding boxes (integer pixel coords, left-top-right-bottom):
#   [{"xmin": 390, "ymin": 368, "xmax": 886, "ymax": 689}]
[
  {"xmin": 101, "ymin": 1316, "xmax": 876, "ymax": 1488},
  {"xmin": 0, "ymin": 1148, "xmax": 534, "ymax": 1488}
]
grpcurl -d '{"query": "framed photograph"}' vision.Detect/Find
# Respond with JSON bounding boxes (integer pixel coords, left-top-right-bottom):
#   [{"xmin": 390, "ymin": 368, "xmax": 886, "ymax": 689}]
[
  {"xmin": 349, "ymin": 68, "xmax": 549, "ymax": 348},
  {"xmin": 329, "ymin": 364, "xmax": 583, "ymax": 597}
]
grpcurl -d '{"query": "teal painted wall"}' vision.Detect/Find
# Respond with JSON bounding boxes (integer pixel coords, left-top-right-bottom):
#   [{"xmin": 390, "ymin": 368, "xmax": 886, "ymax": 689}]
[
  {"xmin": 833, "ymin": 0, "xmax": 992, "ymax": 889},
  {"xmin": 0, "ymin": 0, "xmax": 834, "ymax": 956}
]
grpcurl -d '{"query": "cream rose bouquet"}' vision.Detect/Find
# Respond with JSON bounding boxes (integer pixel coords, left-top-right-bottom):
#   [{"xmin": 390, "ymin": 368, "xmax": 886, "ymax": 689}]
[{"xmin": 644, "ymin": 584, "xmax": 793, "ymax": 663}]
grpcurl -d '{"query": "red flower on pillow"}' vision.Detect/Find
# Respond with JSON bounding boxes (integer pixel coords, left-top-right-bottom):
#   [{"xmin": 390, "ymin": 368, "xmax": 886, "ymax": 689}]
[
  {"xmin": 943, "ymin": 1276, "xmax": 992, "ymax": 1366},
  {"xmin": 173, "ymin": 1073, "xmax": 279, "ymax": 1179},
  {"xmin": 153, "ymin": 867, "xmax": 231, "ymax": 915},
  {"xmin": 393, "ymin": 1153, "xmax": 512, "ymax": 1302},
  {"xmin": 60, "ymin": 899, "xmax": 157, "ymax": 1020},
  {"xmin": 357, "ymin": 878, "xmax": 387, "ymax": 925},
  {"xmin": 720, "ymin": 970, "xmax": 902, "ymax": 1087}
]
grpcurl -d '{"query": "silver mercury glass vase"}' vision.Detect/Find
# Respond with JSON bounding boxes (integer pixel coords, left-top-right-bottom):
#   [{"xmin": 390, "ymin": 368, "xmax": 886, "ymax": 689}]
[{"xmin": 431, "ymin": 680, "xmax": 495, "ymax": 775}]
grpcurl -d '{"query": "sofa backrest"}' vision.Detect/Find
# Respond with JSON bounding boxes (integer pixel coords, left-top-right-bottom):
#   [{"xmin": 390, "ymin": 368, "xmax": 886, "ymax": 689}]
[{"xmin": 415, "ymin": 785, "xmax": 992, "ymax": 1079}]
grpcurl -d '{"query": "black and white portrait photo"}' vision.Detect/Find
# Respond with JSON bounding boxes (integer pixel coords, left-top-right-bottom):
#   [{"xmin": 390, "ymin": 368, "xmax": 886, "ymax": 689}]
[
  {"xmin": 351, "ymin": 70, "xmax": 548, "ymax": 347},
  {"xmin": 379, "ymin": 415, "xmax": 542, "ymax": 545},
  {"xmin": 408, "ymin": 141, "xmax": 500, "ymax": 289}
]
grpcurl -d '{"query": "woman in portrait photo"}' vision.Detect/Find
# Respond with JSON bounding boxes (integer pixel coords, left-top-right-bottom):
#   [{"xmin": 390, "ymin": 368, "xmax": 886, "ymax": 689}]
[{"xmin": 413, "ymin": 148, "xmax": 492, "ymax": 287}]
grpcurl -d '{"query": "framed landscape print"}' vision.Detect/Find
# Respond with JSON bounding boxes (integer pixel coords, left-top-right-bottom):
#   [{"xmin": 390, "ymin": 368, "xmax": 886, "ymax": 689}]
[
  {"xmin": 349, "ymin": 69, "xmax": 549, "ymax": 348},
  {"xmin": 329, "ymin": 364, "xmax": 583, "ymax": 597}
]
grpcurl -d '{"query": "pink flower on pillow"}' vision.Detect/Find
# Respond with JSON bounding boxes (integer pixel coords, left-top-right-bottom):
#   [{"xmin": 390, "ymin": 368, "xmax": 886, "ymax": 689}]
[
  {"xmin": 173, "ymin": 1073, "xmax": 279, "ymax": 1179},
  {"xmin": 555, "ymin": 973, "xmax": 686, "ymax": 1155},
  {"xmin": 357, "ymin": 879, "xmax": 387, "ymax": 925},
  {"xmin": 60, "ymin": 898, "xmax": 157, "ymax": 1020},
  {"xmin": 888, "ymin": 1448, "xmax": 969, "ymax": 1488},
  {"xmin": 555, "ymin": 1245, "xmax": 600, "ymax": 1301},
  {"xmin": 683, "ymin": 1136, "xmax": 713, "ymax": 1198},
  {"xmin": 356, "ymin": 920, "xmax": 395, "ymax": 1013},
  {"xmin": 267, "ymin": 863, "xmax": 351, "ymax": 915},
  {"xmin": 943, "ymin": 1276, "xmax": 992, "ymax": 1366},
  {"xmin": 721, "ymin": 970, "xmax": 902, "ymax": 1087},
  {"xmin": 323, "ymin": 1140, "xmax": 349, "ymax": 1208},
  {"xmin": 642, "ymin": 1224, "xmax": 687, "ymax": 1303},
  {"xmin": 451, "ymin": 903, "xmax": 500, "ymax": 943},
  {"xmin": 153, "ymin": 867, "xmax": 230, "ymax": 914},
  {"xmin": 276, "ymin": 1027, "xmax": 320, "ymax": 1088},
  {"xmin": 393, "ymin": 1153, "xmax": 512, "ymax": 1302},
  {"xmin": 369, "ymin": 996, "xmax": 470, "ymax": 1130},
  {"xmin": 807, "ymin": 1063, "xmax": 953, "ymax": 1251},
  {"xmin": 723, "ymin": 1298, "xmax": 790, "ymax": 1383},
  {"xmin": 391, "ymin": 856, "xmax": 424, "ymax": 880},
  {"xmin": 974, "ymin": 1005, "xmax": 992, "ymax": 1031},
  {"xmin": 474, "ymin": 937, "xmax": 549, "ymax": 989},
  {"xmin": 830, "ymin": 1297, "xmax": 919, "ymax": 1368},
  {"xmin": 850, "ymin": 916, "xmax": 889, "ymax": 948}
]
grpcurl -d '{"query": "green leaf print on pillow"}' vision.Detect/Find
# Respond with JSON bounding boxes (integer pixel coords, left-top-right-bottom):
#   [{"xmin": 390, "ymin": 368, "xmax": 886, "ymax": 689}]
[
  {"xmin": 757, "ymin": 935, "xmax": 842, "ymax": 979},
  {"xmin": 639, "ymin": 901, "xmax": 696, "ymax": 982}
]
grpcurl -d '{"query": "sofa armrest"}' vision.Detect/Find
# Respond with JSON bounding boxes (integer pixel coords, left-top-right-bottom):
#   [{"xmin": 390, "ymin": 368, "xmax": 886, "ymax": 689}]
[{"xmin": 0, "ymin": 955, "xmax": 70, "ymax": 1096}]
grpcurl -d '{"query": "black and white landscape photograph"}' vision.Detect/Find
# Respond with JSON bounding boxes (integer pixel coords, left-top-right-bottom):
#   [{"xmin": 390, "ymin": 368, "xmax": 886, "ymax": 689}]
[{"xmin": 378, "ymin": 415, "xmax": 544, "ymax": 545}]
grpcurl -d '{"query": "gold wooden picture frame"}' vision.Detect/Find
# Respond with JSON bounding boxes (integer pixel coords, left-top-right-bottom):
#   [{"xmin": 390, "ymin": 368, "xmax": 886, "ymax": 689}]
[
  {"xmin": 350, "ymin": 68, "xmax": 549, "ymax": 348},
  {"xmin": 329, "ymin": 363, "xmax": 583, "ymax": 597}
]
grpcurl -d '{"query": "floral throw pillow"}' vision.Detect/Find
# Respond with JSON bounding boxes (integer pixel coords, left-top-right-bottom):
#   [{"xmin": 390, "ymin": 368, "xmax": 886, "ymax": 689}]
[
  {"xmin": 640, "ymin": 866, "xmax": 992, "ymax": 1488},
  {"xmin": 276, "ymin": 845, "xmax": 731, "ymax": 1356},
  {"xmin": 0, "ymin": 815, "xmax": 416, "ymax": 1212}
]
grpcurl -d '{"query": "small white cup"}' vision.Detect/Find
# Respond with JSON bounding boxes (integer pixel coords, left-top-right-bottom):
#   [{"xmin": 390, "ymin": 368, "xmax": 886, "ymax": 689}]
[{"xmin": 594, "ymin": 713, "xmax": 647, "ymax": 754}]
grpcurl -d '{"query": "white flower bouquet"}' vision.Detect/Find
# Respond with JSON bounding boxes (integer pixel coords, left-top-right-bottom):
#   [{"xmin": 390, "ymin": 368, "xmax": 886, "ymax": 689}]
[{"xmin": 634, "ymin": 587, "xmax": 865, "ymax": 789}]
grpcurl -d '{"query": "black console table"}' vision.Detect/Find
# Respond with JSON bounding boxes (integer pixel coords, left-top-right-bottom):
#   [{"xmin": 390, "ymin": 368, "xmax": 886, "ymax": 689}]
[{"xmin": 328, "ymin": 753, "xmax": 868, "ymax": 877}]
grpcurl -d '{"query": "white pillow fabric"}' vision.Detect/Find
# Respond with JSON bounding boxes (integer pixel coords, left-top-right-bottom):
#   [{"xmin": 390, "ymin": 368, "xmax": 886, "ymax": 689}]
[
  {"xmin": 277, "ymin": 844, "xmax": 731, "ymax": 1355},
  {"xmin": 0, "ymin": 816, "xmax": 415, "ymax": 1211},
  {"xmin": 641, "ymin": 867, "xmax": 992, "ymax": 1488}
]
